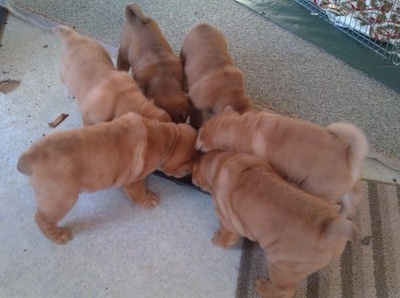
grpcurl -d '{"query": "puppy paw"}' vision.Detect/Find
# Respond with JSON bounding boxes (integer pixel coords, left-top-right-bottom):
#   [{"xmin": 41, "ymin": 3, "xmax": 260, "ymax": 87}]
[
  {"xmin": 255, "ymin": 277, "xmax": 296, "ymax": 298},
  {"xmin": 52, "ymin": 227, "xmax": 73, "ymax": 245},
  {"xmin": 35, "ymin": 212, "xmax": 72, "ymax": 244},
  {"xmin": 212, "ymin": 229, "xmax": 222, "ymax": 247},
  {"xmin": 212, "ymin": 230, "xmax": 229, "ymax": 248},
  {"xmin": 212, "ymin": 229, "xmax": 240, "ymax": 248},
  {"xmin": 42, "ymin": 226, "xmax": 72, "ymax": 245},
  {"xmin": 139, "ymin": 191, "xmax": 160, "ymax": 209},
  {"xmin": 254, "ymin": 277, "xmax": 271, "ymax": 297},
  {"xmin": 255, "ymin": 277, "xmax": 269, "ymax": 289}
]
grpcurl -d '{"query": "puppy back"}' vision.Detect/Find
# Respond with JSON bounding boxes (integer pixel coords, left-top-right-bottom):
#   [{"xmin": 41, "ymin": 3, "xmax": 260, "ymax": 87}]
[
  {"xmin": 52, "ymin": 25, "xmax": 80, "ymax": 45},
  {"xmin": 125, "ymin": 4, "xmax": 151, "ymax": 24}
]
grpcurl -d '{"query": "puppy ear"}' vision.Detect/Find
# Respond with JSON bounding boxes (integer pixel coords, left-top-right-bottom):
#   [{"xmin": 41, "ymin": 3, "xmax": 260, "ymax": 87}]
[
  {"xmin": 194, "ymin": 135, "xmax": 203, "ymax": 151},
  {"xmin": 325, "ymin": 218, "xmax": 359, "ymax": 242},
  {"xmin": 125, "ymin": 4, "xmax": 151, "ymax": 24}
]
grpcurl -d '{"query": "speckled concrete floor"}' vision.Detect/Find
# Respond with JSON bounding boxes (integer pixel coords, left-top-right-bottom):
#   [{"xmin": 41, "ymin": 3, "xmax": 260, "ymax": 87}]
[{"xmin": 0, "ymin": 16, "xmax": 242, "ymax": 298}]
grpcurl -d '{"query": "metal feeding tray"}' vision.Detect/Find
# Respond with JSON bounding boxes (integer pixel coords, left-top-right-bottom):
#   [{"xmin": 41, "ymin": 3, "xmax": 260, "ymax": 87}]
[{"xmin": 294, "ymin": 0, "xmax": 400, "ymax": 65}]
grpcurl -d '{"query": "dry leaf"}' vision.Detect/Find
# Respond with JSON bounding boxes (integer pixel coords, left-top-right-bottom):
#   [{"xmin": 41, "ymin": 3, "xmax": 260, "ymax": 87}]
[{"xmin": 0, "ymin": 80, "xmax": 21, "ymax": 94}]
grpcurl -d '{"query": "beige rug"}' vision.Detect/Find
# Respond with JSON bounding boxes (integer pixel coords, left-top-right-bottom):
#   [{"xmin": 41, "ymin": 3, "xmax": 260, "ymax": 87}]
[{"xmin": 236, "ymin": 180, "xmax": 400, "ymax": 297}]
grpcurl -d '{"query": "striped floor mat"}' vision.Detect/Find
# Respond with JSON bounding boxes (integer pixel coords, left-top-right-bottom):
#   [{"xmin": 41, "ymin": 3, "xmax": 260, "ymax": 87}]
[
  {"xmin": 236, "ymin": 180, "xmax": 400, "ymax": 297},
  {"xmin": 0, "ymin": 6, "xmax": 7, "ymax": 31}
]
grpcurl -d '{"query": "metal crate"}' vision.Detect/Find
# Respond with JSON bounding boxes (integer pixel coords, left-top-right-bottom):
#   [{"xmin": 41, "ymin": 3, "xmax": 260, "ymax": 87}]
[{"xmin": 294, "ymin": 0, "xmax": 400, "ymax": 65}]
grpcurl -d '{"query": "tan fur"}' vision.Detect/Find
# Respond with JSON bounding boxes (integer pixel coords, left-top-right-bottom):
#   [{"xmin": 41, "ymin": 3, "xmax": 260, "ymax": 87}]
[
  {"xmin": 17, "ymin": 113, "xmax": 197, "ymax": 244},
  {"xmin": 195, "ymin": 108, "xmax": 369, "ymax": 218},
  {"xmin": 117, "ymin": 4, "xmax": 189, "ymax": 123},
  {"xmin": 192, "ymin": 150, "xmax": 358, "ymax": 298},
  {"xmin": 53, "ymin": 25, "xmax": 171, "ymax": 126},
  {"xmin": 180, "ymin": 23, "xmax": 253, "ymax": 128}
]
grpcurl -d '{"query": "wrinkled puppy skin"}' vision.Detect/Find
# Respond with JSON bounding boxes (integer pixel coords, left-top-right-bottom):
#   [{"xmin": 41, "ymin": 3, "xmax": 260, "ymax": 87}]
[
  {"xmin": 117, "ymin": 4, "xmax": 190, "ymax": 123},
  {"xmin": 196, "ymin": 108, "xmax": 369, "ymax": 218},
  {"xmin": 53, "ymin": 24, "xmax": 171, "ymax": 126},
  {"xmin": 180, "ymin": 23, "xmax": 255, "ymax": 128},
  {"xmin": 17, "ymin": 113, "xmax": 197, "ymax": 244},
  {"xmin": 192, "ymin": 150, "xmax": 358, "ymax": 298}
]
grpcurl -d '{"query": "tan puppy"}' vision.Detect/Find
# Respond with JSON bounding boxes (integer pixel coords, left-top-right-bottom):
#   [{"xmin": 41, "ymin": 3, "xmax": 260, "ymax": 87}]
[
  {"xmin": 180, "ymin": 23, "xmax": 253, "ymax": 128},
  {"xmin": 195, "ymin": 108, "xmax": 369, "ymax": 218},
  {"xmin": 192, "ymin": 150, "xmax": 358, "ymax": 298},
  {"xmin": 53, "ymin": 25, "xmax": 171, "ymax": 126},
  {"xmin": 17, "ymin": 113, "xmax": 198, "ymax": 244},
  {"xmin": 117, "ymin": 4, "xmax": 190, "ymax": 123}
]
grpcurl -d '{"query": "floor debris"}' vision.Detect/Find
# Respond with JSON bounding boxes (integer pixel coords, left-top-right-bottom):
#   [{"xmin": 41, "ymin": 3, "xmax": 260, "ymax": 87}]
[
  {"xmin": 0, "ymin": 79, "xmax": 21, "ymax": 94},
  {"xmin": 48, "ymin": 113, "xmax": 69, "ymax": 128}
]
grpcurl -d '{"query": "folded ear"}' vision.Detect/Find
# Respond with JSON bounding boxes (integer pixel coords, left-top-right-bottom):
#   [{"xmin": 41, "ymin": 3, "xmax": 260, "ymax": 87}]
[
  {"xmin": 194, "ymin": 135, "xmax": 204, "ymax": 151},
  {"xmin": 325, "ymin": 217, "xmax": 359, "ymax": 242}
]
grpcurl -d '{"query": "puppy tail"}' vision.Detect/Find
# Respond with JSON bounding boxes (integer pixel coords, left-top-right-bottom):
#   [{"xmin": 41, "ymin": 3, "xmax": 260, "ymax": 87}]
[
  {"xmin": 324, "ymin": 217, "xmax": 359, "ymax": 242},
  {"xmin": 327, "ymin": 122, "xmax": 368, "ymax": 183},
  {"xmin": 17, "ymin": 151, "xmax": 33, "ymax": 176},
  {"xmin": 52, "ymin": 25, "xmax": 80, "ymax": 45},
  {"xmin": 125, "ymin": 3, "xmax": 151, "ymax": 24}
]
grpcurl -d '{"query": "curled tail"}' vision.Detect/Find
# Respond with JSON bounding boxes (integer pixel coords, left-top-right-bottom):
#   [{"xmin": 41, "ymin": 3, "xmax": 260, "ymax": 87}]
[
  {"xmin": 325, "ymin": 217, "xmax": 359, "ymax": 243},
  {"xmin": 52, "ymin": 24, "xmax": 80, "ymax": 45},
  {"xmin": 327, "ymin": 122, "xmax": 369, "ymax": 182},
  {"xmin": 17, "ymin": 151, "xmax": 33, "ymax": 176},
  {"xmin": 125, "ymin": 3, "xmax": 151, "ymax": 24}
]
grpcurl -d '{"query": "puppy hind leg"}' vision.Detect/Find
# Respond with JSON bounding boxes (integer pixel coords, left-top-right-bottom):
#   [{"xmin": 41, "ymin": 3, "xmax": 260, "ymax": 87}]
[
  {"xmin": 35, "ymin": 210, "xmax": 72, "ymax": 245},
  {"xmin": 212, "ymin": 221, "xmax": 241, "ymax": 248},
  {"xmin": 34, "ymin": 194, "xmax": 78, "ymax": 244},
  {"xmin": 123, "ymin": 179, "xmax": 160, "ymax": 209},
  {"xmin": 255, "ymin": 262, "xmax": 299, "ymax": 298}
]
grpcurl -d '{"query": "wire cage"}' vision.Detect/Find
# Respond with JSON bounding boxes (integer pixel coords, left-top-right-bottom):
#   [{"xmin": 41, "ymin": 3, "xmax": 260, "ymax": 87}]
[{"xmin": 294, "ymin": 0, "xmax": 400, "ymax": 65}]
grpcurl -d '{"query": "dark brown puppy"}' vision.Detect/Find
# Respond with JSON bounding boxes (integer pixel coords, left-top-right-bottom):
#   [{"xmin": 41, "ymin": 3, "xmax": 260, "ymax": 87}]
[
  {"xmin": 180, "ymin": 23, "xmax": 253, "ymax": 128},
  {"xmin": 192, "ymin": 150, "xmax": 358, "ymax": 298},
  {"xmin": 17, "ymin": 113, "xmax": 198, "ymax": 244},
  {"xmin": 117, "ymin": 3, "xmax": 190, "ymax": 123},
  {"xmin": 196, "ymin": 108, "xmax": 369, "ymax": 218},
  {"xmin": 53, "ymin": 25, "xmax": 170, "ymax": 126}
]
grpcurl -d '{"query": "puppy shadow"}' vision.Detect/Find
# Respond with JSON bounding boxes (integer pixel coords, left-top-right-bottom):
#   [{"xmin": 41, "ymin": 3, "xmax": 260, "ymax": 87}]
[
  {"xmin": 67, "ymin": 215, "xmax": 114, "ymax": 237},
  {"xmin": 61, "ymin": 191, "xmax": 141, "ymax": 239}
]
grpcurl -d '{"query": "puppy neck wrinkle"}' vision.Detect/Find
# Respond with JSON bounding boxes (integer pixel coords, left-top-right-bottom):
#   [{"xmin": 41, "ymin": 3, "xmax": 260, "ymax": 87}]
[
  {"xmin": 148, "ymin": 121, "xmax": 178, "ymax": 163},
  {"xmin": 217, "ymin": 114, "xmax": 254, "ymax": 152}
]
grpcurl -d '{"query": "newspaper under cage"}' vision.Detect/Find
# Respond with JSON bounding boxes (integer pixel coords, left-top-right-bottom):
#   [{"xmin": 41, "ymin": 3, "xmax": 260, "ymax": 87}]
[{"xmin": 295, "ymin": 0, "xmax": 400, "ymax": 65}]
